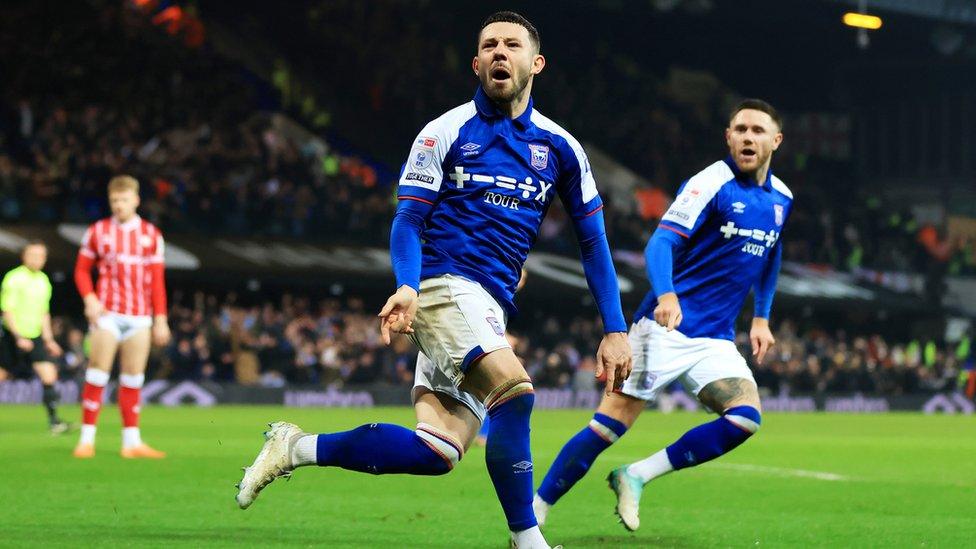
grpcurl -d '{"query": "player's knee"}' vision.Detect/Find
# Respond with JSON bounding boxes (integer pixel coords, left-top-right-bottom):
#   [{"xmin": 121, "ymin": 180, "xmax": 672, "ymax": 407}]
[
  {"xmin": 416, "ymin": 423, "xmax": 464, "ymax": 473},
  {"xmin": 722, "ymin": 405, "xmax": 761, "ymax": 436},
  {"xmin": 484, "ymin": 379, "xmax": 534, "ymax": 415},
  {"xmin": 587, "ymin": 412, "xmax": 628, "ymax": 444}
]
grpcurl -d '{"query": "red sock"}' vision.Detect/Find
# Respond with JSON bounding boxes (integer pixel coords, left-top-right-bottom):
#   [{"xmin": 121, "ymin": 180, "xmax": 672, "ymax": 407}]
[
  {"xmin": 81, "ymin": 382, "xmax": 105, "ymax": 426},
  {"xmin": 118, "ymin": 385, "xmax": 141, "ymax": 428}
]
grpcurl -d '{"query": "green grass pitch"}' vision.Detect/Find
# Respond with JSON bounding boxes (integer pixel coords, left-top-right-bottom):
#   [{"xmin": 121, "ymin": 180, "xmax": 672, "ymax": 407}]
[{"xmin": 1, "ymin": 405, "xmax": 972, "ymax": 547}]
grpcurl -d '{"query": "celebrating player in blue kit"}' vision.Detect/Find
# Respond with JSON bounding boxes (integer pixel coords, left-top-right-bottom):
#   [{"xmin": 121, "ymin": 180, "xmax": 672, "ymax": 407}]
[
  {"xmin": 236, "ymin": 12, "xmax": 631, "ymax": 549},
  {"xmin": 534, "ymin": 99, "xmax": 793, "ymax": 532}
]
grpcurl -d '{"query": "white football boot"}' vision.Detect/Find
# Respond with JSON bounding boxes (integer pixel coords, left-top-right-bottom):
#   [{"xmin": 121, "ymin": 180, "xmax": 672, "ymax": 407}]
[{"xmin": 236, "ymin": 421, "xmax": 306, "ymax": 509}]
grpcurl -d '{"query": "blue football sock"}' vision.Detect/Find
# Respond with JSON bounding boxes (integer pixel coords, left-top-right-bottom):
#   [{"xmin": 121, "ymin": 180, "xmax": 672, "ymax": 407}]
[
  {"xmin": 315, "ymin": 423, "xmax": 456, "ymax": 475},
  {"xmin": 484, "ymin": 384, "xmax": 536, "ymax": 532},
  {"xmin": 537, "ymin": 413, "xmax": 628, "ymax": 505},
  {"xmin": 665, "ymin": 405, "xmax": 761, "ymax": 470}
]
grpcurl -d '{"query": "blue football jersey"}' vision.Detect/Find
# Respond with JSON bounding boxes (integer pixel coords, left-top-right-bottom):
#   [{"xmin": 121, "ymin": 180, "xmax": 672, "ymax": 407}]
[
  {"xmin": 634, "ymin": 157, "xmax": 793, "ymax": 340},
  {"xmin": 397, "ymin": 87, "xmax": 603, "ymax": 314}
]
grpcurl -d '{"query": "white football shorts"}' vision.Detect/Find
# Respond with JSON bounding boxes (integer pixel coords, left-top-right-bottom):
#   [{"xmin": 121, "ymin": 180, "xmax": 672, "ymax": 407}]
[
  {"xmin": 409, "ymin": 274, "xmax": 510, "ymax": 422},
  {"xmin": 620, "ymin": 317, "xmax": 755, "ymax": 402},
  {"xmin": 95, "ymin": 311, "xmax": 153, "ymax": 342}
]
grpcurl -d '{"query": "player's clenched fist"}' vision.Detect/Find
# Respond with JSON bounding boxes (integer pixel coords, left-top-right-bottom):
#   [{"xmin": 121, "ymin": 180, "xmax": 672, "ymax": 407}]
[
  {"xmin": 595, "ymin": 332, "xmax": 632, "ymax": 395},
  {"xmin": 653, "ymin": 292, "xmax": 682, "ymax": 331},
  {"xmin": 377, "ymin": 285, "xmax": 419, "ymax": 345}
]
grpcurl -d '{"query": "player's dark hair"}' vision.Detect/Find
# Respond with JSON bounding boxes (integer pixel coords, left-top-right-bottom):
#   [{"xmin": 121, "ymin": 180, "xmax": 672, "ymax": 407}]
[
  {"xmin": 730, "ymin": 99, "xmax": 783, "ymax": 131},
  {"xmin": 480, "ymin": 11, "xmax": 541, "ymax": 52}
]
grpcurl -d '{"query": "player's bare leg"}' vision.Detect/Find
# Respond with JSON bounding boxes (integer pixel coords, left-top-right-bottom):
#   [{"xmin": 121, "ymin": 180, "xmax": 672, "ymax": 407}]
[
  {"xmin": 461, "ymin": 348, "xmax": 556, "ymax": 549},
  {"xmin": 117, "ymin": 328, "xmax": 164, "ymax": 458},
  {"xmin": 612, "ymin": 378, "xmax": 762, "ymax": 531},
  {"xmin": 236, "ymin": 377, "xmax": 480, "ymax": 510},
  {"xmin": 74, "ymin": 328, "xmax": 118, "ymax": 457},
  {"xmin": 534, "ymin": 391, "xmax": 645, "ymax": 527},
  {"xmin": 33, "ymin": 361, "xmax": 69, "ymax": 434}
]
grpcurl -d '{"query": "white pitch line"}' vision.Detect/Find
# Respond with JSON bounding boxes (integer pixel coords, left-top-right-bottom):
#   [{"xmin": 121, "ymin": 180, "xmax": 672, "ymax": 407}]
[
  {"xmin": 707, "ymin": 462, "xmax": 849, "ymax": 481},
  {"xmin": 604, "ymin": 455, "xmax": 851, "ymax": 482}
]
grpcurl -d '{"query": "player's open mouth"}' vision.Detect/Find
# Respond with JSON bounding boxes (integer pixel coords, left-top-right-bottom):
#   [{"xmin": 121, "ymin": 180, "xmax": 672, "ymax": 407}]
[
  {"xmin": 740, "ymin": 148, "xmax": 756, "ymax": 159},
  {"xmin": 490, "ymin": 67, "xmax": 511, "ymax": 83}
]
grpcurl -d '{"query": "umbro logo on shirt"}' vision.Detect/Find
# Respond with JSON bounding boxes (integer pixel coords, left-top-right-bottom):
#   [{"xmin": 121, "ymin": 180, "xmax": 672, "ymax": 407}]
[
  {"xmin": 732, "ymin": 201, "xmax": 746, "ymax": 214},
  {"xmin": 460, "ymin": 142, "xmax": 481, "ymax": 156}
]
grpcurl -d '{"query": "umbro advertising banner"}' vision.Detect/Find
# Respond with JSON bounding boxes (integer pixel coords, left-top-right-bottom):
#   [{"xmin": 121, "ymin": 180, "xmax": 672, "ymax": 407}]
[{"xmin": 0, "ymin": 380, "xmax": 971, "ymax": 414}]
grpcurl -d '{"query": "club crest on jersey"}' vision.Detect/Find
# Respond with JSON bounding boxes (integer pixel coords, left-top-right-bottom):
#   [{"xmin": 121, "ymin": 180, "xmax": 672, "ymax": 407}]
[
  {"xmin": 486, "ymin": 316, "xmax": 504, "ymax": 336},
  {"xmin": 139, "ymin": 235, "xmax": 154, "ymax": 248},
  {"xmin": 773, "ymin": 204, "xmax": 784, "ymax": 226},
  {"xmin": 528, "ymin": 144, "xmax": 549, "ymax": 170}
]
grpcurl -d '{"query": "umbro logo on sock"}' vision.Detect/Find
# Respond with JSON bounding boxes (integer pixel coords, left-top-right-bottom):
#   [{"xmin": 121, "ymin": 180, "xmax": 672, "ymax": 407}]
[{"xmin": 512, "ymin": 460, "xmax": 533, "ymax": 473}]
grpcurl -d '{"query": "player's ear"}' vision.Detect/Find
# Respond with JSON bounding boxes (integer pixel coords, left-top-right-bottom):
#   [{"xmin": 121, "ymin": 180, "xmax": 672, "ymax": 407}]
[
  {"xmin": 472, "ymin": 56, "xmax": 479, "ymax": 76},
  {"xmin": 771, "ymin": 131, "xmax": 783, "ymax": 151},
  {"xmin": 531, "ymin": 54, "xmax": 546, "ymax": 76},
  {"xmin": 725, "ymin": 127, "xmax": 733, "ymax": 147}
]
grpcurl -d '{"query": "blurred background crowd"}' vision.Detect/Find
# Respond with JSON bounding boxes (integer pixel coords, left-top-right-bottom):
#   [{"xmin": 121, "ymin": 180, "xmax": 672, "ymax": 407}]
[{"xmin": 2, "ymin": 1, "xmax": 975, "ymax": 397}]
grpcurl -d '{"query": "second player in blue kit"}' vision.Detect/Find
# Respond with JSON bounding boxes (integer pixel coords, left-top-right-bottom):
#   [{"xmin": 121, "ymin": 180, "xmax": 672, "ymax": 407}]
[{"xmin": 535, "ymin": 99, "xmax": 794, "ymax": 532}]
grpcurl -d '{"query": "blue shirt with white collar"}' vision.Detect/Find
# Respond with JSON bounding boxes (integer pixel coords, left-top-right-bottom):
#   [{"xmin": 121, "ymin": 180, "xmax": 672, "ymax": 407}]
[
  {"xmin": 634, "ymin": 156, "xmax": 794, "ymax": 340},
  {"xmin": 391, "ymin": 87, "xmax": 626, "ymax": 332}
]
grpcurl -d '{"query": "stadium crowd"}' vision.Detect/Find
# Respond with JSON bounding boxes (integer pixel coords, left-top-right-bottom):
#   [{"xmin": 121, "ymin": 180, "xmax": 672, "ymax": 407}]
[
  {"xmin": 43, "ymin": 291, "xmax": 972, "ymax": 397},
  {"xmin": 3, "ymin": 1, "xmax": 974, "ymax": 277},
  {"xmin": 2, "ymin": 3, "xmax": 974, "ymax": 401}
]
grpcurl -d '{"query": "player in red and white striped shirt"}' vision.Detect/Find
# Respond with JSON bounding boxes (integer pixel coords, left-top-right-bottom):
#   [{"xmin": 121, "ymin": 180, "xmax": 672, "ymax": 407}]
[{"xmin": 72, "ymin": 175, "xmax": 171, "ymax": 459}]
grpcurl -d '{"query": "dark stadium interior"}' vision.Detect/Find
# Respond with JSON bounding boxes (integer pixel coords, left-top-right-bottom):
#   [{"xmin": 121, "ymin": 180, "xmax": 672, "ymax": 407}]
[{"xmin": 1, "ymin": 0, "xmax": 974, "ymax": 397}]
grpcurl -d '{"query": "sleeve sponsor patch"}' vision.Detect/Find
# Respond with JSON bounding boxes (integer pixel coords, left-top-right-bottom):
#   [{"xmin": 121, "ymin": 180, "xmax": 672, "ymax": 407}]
[
  {"xmin": 403, "ymin": 172, "xmax": 435, "ymax": 185},
  {"xmin": 661, "ymin": 187, "xmax": 707, "ymax": 229},
  {"xmin": 409, "ymin": 147, "xmax": 435, "ymax": 170},
  {"xmin": 415, "ymin": 136, "xmax": 437, "ymax": 148}
]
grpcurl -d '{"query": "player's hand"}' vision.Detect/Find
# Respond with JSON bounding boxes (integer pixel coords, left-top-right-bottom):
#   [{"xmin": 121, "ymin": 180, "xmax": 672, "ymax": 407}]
[
  {"xmin": 595, "ymin": 332, "xmax": 632, "ymax": 395},
  {"xmin": 516, "ymin": 268, "xmax": 528, "ymax": 292},
  {"xmin": 44, "ymin": 339, "xmax": 63, "ymax": 357},
  {"xmin": 378, "ymin": 285, "xmax": 419, "ymax": 345},
  {"xmin": 15, "ymin": 337, "xmax": 34, "ymax": 352},
  {"xmin": 653, "ymin": 292, "xmax": 682, "ymax": 331},
  {"xmin": 750, "ymin": 317, "xmax": 775, "ymax": 365},
  {"xmin": 152, "ymin": 317, "xmax": 172, "ymax": 347},
  {"xmin": 83, "ymin": 294, "xmax": 105, "ymax": 325}
]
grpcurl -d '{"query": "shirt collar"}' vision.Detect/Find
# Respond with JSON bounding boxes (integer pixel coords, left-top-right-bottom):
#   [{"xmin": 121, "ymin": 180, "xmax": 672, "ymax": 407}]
[
  {"xmin": 473, "ymin": 87, "xmax": 534, "ymax": 129},
  {"xmin": 723, "ymin": 155, "xmax": 773, "ymax": 191},
  {"xmin": 112, "ymin": 214, "xmax": 142, "ymax": 230}
]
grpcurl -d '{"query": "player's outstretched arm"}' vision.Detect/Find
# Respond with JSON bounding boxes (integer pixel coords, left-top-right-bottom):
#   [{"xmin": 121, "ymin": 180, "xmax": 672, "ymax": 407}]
[
  {"xmin": 379, "ymin": 198, "xmax": 431, "ymax": 344},
  {"xmin": 568, "ymin": 208, "xmax": 631, "ymax": 392},
  {"xmin": 646, "ymin": 228, "xmax": 685, "ymax": 331},
  {"xmin": 750, "ymin": 241, "xmax": 782, "ymax": 364}
]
